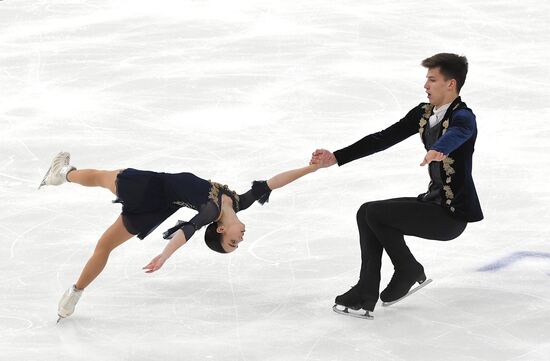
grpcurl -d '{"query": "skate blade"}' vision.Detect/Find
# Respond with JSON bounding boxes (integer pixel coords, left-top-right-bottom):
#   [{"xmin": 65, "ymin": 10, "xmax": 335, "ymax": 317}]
[
  {"xmin": 382, "ymin": 278, "xmax": 433, "ymax": 307},
  {"xmin": 38, "ymin": 166, "xmax": 52, "ymax": 189},
  {"xmin": 56, "ymin": 315, "xmax": 63, "ymax": 323},
  {"xmin": 332, "ymin": 304, "xmax": 374, "ymax": 320}
]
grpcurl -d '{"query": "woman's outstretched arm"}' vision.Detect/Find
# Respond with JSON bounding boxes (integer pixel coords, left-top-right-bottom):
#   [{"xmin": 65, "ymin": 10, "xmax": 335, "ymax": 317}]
[
  {"xmin": 143, "ymin": 229, "xmax": 187, "ymax": 273},
  {"xmin": 266, "ymin": 163, "xmax": 320, "ymax": 191}
]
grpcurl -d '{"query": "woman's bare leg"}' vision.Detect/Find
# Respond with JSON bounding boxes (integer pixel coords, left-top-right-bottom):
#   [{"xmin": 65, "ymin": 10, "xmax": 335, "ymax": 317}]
[
  {"xmin": 67, "ymin": 169, "xmax": 122, "ymax": 195},
  {"xmin": 75, "ymin": 215, "xmax": 134, "ymax": 290}
]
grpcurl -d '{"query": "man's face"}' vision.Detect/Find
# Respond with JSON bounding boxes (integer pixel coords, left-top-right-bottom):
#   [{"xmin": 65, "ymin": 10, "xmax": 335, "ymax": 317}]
[{"xmin": 424, "ymin": 67, "xmax": 454, "ymax": 107}]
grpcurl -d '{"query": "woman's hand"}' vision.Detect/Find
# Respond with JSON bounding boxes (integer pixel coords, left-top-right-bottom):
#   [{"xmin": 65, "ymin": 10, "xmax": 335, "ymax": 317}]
[
  {"xmin": 143, "ymin": 254, "xmax": 167, "ymax": 273},
  {"xmin": 310, "ymin": 149, "xmax": 337, "ymax": 168}
]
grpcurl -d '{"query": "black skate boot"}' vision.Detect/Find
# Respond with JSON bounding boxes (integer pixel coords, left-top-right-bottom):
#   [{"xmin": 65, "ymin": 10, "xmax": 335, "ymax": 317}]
[
  {"xmin": 380, "ymin": 266, "xmax": 432, "ymax": 307},
  {"xmin": 333, "ymin": 284, "xmax": 374, "ymax": 320}
]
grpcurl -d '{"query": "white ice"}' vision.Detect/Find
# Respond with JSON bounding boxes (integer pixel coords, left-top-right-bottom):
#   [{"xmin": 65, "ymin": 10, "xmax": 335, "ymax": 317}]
[{"xmin": 1, "ymin": 0, "xmax": 549, "ymax": 360}]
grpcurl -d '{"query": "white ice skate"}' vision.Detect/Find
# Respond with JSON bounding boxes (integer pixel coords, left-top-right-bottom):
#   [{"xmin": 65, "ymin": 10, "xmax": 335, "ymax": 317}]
[
  {"xmin": 57, "ymin": 285, "xmax": 83, "ymax": 323},
  {"xmin": 38, "ymin": 151, "xmax": 75, "ymax": 189}
]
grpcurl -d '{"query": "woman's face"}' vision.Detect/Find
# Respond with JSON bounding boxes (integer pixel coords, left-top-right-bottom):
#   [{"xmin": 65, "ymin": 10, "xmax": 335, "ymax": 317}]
[{"xmin": 219, "ymin": 219, "xmax": 246, "ymax": 253}]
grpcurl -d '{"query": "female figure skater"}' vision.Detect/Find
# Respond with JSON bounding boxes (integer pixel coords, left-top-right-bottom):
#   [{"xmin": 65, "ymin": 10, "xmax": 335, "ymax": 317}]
[{"xmin": 39, "ymin": 152, "xmax": 320, "ymax": 322}]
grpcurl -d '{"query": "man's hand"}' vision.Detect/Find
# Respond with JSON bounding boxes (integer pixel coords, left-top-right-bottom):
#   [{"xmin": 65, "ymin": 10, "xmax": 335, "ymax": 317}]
[
  {"xmin": 420, "ymin": 150, "xmax": 446, "ymax": 166},
  {"xmin": 143, "ymin": 254, "xmax": 167, "ymax": 273},
  {"xmin": 310, "ymin": 149, "xmax": 337, "ymax": 168}
]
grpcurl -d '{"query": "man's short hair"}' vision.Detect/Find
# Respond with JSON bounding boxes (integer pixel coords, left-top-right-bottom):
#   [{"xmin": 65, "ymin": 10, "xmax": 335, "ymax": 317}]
[{"xmin": 422, "ymin": 53, "xmax": 468, "ymax": 93}]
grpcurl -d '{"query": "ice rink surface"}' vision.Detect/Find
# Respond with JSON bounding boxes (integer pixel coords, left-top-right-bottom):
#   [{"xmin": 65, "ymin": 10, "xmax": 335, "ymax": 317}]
[{"xmin": 1, "ymin": 0, "xmax": 549, "ymax": 360}]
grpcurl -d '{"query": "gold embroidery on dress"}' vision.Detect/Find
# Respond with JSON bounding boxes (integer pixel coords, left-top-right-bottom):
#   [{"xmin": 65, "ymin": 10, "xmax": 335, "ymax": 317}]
[
  {"xmin": 208, "ymin": 182, "xmax": 218, "ymax": 206},
  {"xmin": 172, "ymin": 200, "xmax": 195, "ymax": 210},
  {"xmin": 208, "ymin": 181, "xmax": 240, "ymax": 211}
]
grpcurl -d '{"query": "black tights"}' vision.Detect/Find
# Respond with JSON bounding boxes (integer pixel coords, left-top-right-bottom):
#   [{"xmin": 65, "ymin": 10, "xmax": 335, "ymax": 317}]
[{"xmin": 356, "ymin": 197, "xmax": 467, "ymax": 309}]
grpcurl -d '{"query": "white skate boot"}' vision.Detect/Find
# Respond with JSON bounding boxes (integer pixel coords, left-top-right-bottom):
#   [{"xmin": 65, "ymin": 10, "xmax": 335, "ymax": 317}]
[
  {"xmin": 38, "ymin": 151, "xmax": 76, "ymax": 189},
  {"xmin": 57, "ymin": 285, "xmax": 83, "ymax": 323}
]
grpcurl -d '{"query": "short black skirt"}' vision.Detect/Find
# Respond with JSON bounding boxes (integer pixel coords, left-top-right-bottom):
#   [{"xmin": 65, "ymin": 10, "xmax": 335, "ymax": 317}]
[{"xmin": 115, "ymin": 168, "xmax": 178, "ymax": 239}]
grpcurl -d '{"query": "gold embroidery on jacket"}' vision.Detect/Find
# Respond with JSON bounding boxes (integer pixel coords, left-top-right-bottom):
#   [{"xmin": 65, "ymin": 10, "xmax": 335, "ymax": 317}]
[
  {"xmin": 443, "ymin": 185, "xmax": 454, "ymax": 200},
  {"xmin": 442, "ymin": 157, "xmax": 455, "ymax": 176},
  {"xmin": 441, "ymin": 120, "xmax": 449, "ymax": 135},
  {"xmin": 419, "ymin": 104, "xmax": 433, "ymax": 138},
  {"xmin": 441, "ymin": 102, "xmax": 461, "ymax": 135},
  {"xmin": 423, "ymin": 101, "xmax": 463, "ymax": 210},
  {"xmin": 442, "ymin": 157, "xmax": 456, "ymax": 207}
]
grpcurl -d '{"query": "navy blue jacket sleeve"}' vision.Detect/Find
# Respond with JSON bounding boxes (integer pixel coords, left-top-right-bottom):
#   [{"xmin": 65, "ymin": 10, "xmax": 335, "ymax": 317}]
[
  {"xmin": 431, "ymin": 109, "xmax": 476, "ymax": 155},
  {"xmin": 333, "ymin": 104, "xmax": 423, "ymax": 166}
]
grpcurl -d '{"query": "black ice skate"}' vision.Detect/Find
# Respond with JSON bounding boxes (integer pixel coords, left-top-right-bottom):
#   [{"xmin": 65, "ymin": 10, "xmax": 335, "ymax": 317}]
[
  {"xmin": 333, "ymin": 285, "xmax": 374, "ymax": 320},
  {"xmin": 380, "ymin": 269, "xmax": 432, "ymax": 307}
]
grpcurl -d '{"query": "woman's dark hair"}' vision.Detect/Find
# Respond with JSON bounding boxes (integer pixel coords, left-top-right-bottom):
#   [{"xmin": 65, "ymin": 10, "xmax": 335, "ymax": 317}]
[
  {"xmin": 421, "ymin": 53, "xmax": 468, "ymax": 93},
  {"xmin": 204, "ymin": 222, "xmax": 227, "ymax": 254}
]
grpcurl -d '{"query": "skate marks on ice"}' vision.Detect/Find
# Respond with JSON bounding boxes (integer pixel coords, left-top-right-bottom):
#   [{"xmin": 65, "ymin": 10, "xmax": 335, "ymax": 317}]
[
  {"xmin": 0, "ymin": 316, "xmax": 33, "ymax": 332},
  {"xmin": 477, "ymin": 251, "xmax": 550, "ymax": 275},
  {"xmin": 382, "ymin": 278, "xmax": 433, "ymax": 307},
  {"xmin": 423, "ymin": 287, "xmax": 550, "ymax": 336}
]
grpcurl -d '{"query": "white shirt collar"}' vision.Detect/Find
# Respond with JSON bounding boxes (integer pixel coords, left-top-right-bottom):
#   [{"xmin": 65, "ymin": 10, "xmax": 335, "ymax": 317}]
[
  {"xmin": 434, "ymin": 102, "xmax": 452, "ymax": 115},
  {"xmin": 429, "ymin": 102, "xmax": 452, "ymax": 128}
]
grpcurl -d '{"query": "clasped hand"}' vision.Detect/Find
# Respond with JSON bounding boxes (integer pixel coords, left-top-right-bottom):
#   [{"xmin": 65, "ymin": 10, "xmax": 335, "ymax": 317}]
[{"xmin": 309, "ymin": 149, "xmax": 337, "ymax": 168}]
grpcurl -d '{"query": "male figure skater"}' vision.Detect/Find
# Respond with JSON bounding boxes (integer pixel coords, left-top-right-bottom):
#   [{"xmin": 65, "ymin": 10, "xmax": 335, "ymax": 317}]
[{"xmin": 311, "ymin": 53, "xmax": 483, "ymax": 319}]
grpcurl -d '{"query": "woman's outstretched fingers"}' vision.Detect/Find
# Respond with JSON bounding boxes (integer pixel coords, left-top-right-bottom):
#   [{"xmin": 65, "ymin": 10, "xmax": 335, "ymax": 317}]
[{"xmin": 143, "ymin": 254, "xmax": 166, "ymax": 273}]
